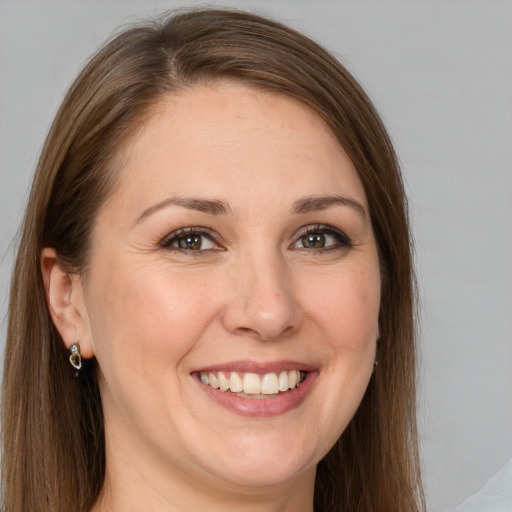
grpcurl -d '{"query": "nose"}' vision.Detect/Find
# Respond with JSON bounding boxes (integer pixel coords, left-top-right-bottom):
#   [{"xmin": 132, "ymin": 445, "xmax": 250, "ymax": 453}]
[{"xmin": 221, "ymin": 251, "xmax": 302, "ymax": 341}]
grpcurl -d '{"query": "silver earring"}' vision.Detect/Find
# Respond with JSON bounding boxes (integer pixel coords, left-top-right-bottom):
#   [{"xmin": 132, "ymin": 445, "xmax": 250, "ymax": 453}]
[{"xmin": 69, "ymin": 342, "xmax": 82, "ymax": 374}]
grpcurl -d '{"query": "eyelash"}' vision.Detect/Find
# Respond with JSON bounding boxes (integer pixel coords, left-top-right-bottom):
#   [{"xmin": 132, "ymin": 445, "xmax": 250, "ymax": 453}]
[
  {"xmin": 160, "ymin": 227, "xmax": 223, "ymax": 254},
  {"xmin": 291, "ymin": 224, "xmax": 353, "ymax": 252},
  {"xmin": 160, "ymin": 224, "xmax": 352, "ymax": 254}
]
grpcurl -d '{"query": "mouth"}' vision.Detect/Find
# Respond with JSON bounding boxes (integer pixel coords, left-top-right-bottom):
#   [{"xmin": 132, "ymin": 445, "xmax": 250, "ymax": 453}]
[
  {"xmin": 191, "ymin": 363, "xmax": 317, "ymax": 417},
  {"xmin": 197, "ymin": 370, "xmax": 307, "ymax": 398}
]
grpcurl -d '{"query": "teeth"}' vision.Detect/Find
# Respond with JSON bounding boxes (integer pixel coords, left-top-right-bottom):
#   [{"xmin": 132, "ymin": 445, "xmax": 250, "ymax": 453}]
[
  {"xmin": 261, "ymin": 373, "xmax": 280, "ymax": 394},
  {"xmin": 208, "ymin": 372, "xmax": 220, "ymax": 389},
  {"xmin": 278, "ymin": 371, "xmax": 289, "ymax": 392},
  {"xmin": 229, "ymin": 372, "xmax": 243, "ymax": 392},
  {"xmin": 199, "ymin": 370, "xmax": 305, "ymax": 395},
  {"xmin": 288, "ymin": 369, "xmax": 298, "ymax": 388},
  {"xmin": 243, "ymin": 373, "xmax": 261, "ymax": 394},
  {"xmin": 218, "ymin": 371, "xmax": 229, "ymax": 391}
]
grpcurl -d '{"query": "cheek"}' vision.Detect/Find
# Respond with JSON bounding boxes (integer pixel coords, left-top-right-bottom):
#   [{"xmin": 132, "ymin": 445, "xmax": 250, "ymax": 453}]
[
  {"xmin": 293, "ymin": 262, "xmax": 380, "ymax": 454},
  {"xmin": 305, "ymin": 262, "xmax": 381, "ymax": 350},
  {"xmin": 84, "ymin": 258, "xmax": 218, "ymax": 375}
]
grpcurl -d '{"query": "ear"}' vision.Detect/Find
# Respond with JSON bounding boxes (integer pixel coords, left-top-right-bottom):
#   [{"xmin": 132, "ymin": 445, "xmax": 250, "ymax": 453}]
[{"xmin": 41, "ymin": 248, "xmax": 95, "ymax": 359}]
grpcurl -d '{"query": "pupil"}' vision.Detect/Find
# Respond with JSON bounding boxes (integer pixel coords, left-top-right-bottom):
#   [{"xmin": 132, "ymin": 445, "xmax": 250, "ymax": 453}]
[
  {"xmin": 303, "ymin": 233, "xmax": 325, "ymax": 248},
  {"xmin": 178, "ymin": 236, "xmax": 201, "ymax": 250}
]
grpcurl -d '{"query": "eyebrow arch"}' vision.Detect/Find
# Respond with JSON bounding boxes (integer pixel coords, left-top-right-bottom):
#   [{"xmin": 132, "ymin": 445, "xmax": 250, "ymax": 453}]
[
  {"xmin": 132, "ymin": 196, "xmax": 231, "ymax": 228},
  {"xmin": 291, "ymin": 195, "xmax": 368, "ymax": 219}
]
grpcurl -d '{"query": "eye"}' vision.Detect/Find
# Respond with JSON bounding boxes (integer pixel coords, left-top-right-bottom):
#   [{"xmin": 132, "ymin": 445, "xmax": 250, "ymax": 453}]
[
  {"xmin": 291, "ymin": 224, "xmax": 352, "ymax": 251},
  {"xmin": 161, "ymin": 228, "xmax": 221, "ymax": 252}
]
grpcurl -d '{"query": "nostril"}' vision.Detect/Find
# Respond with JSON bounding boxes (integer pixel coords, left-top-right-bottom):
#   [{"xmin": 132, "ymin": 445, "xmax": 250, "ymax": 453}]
[
  {"xmin": 231, "ymin": 323, "xmax": 296, "ymax": 341},
  {"xmin": 234, "ymin": 327, "xmax": 258, "ymax": 336}
]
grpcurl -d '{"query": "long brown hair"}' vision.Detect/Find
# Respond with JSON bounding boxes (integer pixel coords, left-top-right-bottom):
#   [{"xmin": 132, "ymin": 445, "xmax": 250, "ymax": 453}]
[{"xmin": 2, "ymin": 9, "xmax": 424, "ymax": 512}]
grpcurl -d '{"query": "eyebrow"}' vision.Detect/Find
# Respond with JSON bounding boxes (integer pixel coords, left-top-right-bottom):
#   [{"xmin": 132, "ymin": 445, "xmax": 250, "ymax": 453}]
[
  {"xmin": 132, "ymin": 196, "xmax": 231, "ymax": 227},
  {"xmin": 291, "ymin": 195, "xmax": 368, "ymax": 219},
  {"xmin": 132, "ymin": 193, "xmax": 367, "ymax": 228}
]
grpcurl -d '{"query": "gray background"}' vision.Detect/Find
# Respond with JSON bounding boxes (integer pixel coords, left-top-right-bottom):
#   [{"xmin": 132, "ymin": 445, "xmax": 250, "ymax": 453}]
[{"xmin": 1, "ymin": 1, "xmax": 511, "ymax": 510}]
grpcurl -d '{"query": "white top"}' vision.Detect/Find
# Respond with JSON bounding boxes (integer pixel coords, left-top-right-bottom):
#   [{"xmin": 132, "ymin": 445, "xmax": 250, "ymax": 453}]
[{"xmin": 453, "ymin": 457, "xmax": 512, "ymax": 512}]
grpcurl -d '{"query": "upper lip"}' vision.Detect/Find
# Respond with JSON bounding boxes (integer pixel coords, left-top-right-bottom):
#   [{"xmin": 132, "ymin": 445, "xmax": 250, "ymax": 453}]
[{"xmin": 190, "ymin": 360, "xmax": 317, "ymax": 374}]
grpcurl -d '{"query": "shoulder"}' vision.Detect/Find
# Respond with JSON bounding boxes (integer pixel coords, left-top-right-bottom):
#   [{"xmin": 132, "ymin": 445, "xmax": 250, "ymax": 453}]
[{"xmin": 452, "ymin": 457, "xmax": 512, "ymax": 512}]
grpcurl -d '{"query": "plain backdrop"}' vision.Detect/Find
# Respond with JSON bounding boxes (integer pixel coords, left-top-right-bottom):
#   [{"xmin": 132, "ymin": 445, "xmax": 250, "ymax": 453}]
[{"xmin": 1, "ymin": 1, "xmax": 511, "ymax": 510}]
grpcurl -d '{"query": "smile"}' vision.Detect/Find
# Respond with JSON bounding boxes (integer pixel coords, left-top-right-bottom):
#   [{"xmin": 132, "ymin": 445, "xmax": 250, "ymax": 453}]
[
  {"xmin": 199, "ymin": 370, "xmax": 307, "ymax": 396},
  {"xmin": 193, "ymin": 364, "xmax": 317, "ymax": 417}
]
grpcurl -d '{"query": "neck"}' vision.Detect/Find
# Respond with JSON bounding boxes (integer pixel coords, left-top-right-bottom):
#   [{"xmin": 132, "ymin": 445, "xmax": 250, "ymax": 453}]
[{"xmin": 92, "ymin": 470, "xmax": 315, "ymax": 512}]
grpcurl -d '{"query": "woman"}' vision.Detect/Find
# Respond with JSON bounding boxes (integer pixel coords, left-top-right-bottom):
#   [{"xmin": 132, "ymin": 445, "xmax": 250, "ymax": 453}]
[{"xmin": 2, "ymin": 8, "xmax": 424, "ymax": 512}]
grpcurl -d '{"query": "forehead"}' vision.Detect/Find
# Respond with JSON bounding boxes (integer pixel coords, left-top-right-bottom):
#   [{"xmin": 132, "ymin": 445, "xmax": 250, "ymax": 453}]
[{"xmin": 110, "ymin": 82, "xmax": 368, "ymax": 213}]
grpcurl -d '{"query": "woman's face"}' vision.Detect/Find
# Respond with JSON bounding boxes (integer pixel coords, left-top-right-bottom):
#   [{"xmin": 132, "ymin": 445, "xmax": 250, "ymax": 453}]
[{"xmin": 79, "ymin": 83, "xmax": 380, "ymax": 496}]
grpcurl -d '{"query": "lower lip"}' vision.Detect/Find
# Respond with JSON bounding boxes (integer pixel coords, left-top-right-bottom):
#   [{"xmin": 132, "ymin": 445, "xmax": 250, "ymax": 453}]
[{"xmin": 194, "ymin": 372, "xmax": 317, "ymax": 418}]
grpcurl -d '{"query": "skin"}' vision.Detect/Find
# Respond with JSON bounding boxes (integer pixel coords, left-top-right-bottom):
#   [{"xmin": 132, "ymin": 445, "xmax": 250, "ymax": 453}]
[{"xmin": 42, "ymin": 82, "xmax": 381, "ymax": 512}]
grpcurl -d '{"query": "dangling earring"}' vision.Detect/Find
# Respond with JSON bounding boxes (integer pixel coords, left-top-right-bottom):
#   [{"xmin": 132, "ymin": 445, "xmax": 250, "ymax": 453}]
[{"xmin": 69, "ymin": 342, "xmax": 82, "ymax": 376}]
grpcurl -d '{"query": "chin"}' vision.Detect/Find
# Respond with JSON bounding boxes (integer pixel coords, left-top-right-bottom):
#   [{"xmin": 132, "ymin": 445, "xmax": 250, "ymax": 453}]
[
  {"xmin": 216, "ymin": 462, "xmax": 314, "ymax": 492},
  {"xmin": 197, "ymin": 432, "xmax": 318, "ymax": 490}
]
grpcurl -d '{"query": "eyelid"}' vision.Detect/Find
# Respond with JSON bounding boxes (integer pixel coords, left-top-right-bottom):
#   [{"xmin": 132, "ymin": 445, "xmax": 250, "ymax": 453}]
[
  {"xmin": 291, "ymin": 224, "xmax": 353, "ymax": 250},
  {"xmin": 159, "ymin": 224, "xmax": 352, "ymax": 253},
  {"xmin": 160, "ymin": 226, "xmax": 224, "ymax": 251}
]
